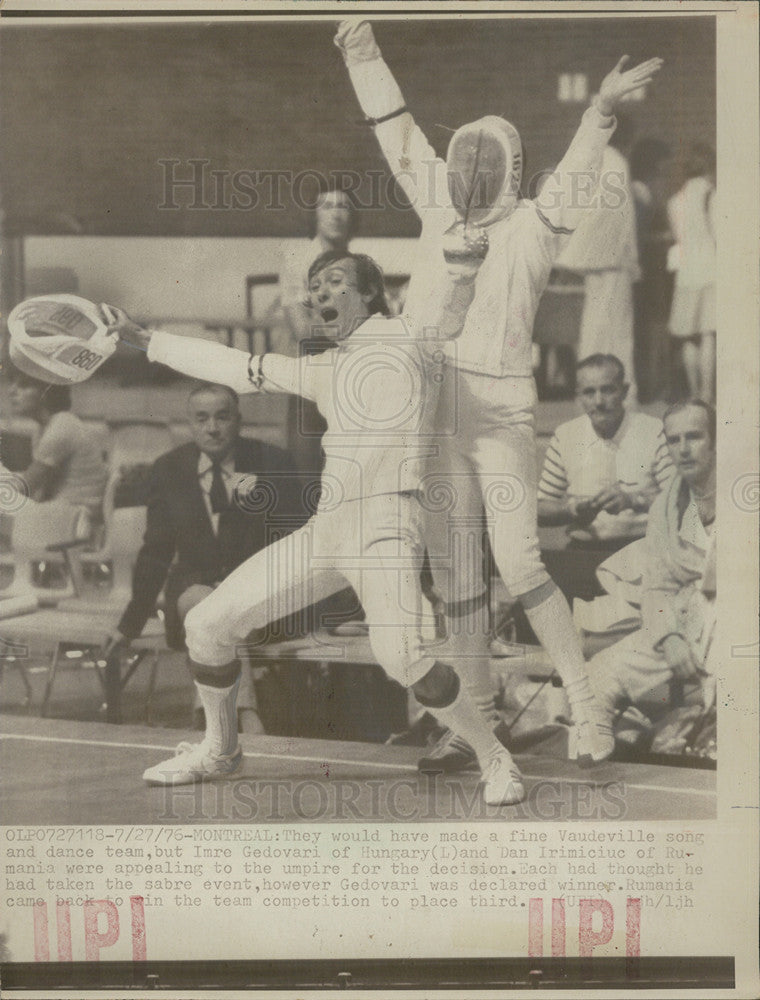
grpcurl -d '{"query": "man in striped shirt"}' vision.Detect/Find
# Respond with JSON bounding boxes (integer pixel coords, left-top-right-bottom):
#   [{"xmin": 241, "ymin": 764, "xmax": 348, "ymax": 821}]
[{"xmin": 538, "ymin": 354, "xmax": 674, "ymax": 600}]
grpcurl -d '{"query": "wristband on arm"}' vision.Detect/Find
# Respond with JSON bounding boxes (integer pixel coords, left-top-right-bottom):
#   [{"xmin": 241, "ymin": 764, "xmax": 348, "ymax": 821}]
[{"xmin": 359, "ymin": 106, "xmax": 408, "ymax": 128}]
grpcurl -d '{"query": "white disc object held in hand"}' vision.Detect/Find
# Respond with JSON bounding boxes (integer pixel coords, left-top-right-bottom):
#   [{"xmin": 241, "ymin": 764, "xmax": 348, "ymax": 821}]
[{"xmin": 7, "ymin": 294, "xmax": 118, "ymax": 384}]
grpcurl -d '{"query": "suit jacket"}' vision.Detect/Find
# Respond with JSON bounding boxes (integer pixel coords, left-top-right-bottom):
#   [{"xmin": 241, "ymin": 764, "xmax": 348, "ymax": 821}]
[{"xmin": 118, "ymin": 437, "xmax": 309, "ymax": 644}]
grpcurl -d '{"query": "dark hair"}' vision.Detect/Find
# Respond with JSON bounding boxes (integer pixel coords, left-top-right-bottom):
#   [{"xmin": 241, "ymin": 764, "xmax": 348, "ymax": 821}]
[
  {"xmin": 187, "ymin": 381, "xmax": 240, "ymax": 409},
  {"xmin": 576, "ymin": 353, "xmax": 626, "ymax": 384},
  {"xmin": 630, "ymin": 138, "xmax": 670, "ymax": 183},
  {"xmin": 307, "ymin": 250, "xmax": 390, "ymax": 317},
  {"xmin": 7, "ymin": 367, "xmax": 71, "ymax": 413},
  {"xmin": 684, "ymin": 142, "xmax": 715, "ymax": 180},
  {"xmin": 663, "ymin": 398, "xmax": 716, "ymax": 446},
  {"xmin": 308, "ymin": 180, "xmax": 358, "ymax": 240}
]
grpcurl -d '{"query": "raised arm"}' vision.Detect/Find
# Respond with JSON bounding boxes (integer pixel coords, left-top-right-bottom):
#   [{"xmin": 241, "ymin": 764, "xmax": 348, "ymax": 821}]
[
  {"xmin": 535, "ymin": 55, "xmax": 663, "ymax": 236},
  {"xmin": 100, "ymin": 306, "xmax": 312, "ymax": 400},
  {"xmin": 334, "ymin": 19, "xmax": 446, "ymax": 218}
]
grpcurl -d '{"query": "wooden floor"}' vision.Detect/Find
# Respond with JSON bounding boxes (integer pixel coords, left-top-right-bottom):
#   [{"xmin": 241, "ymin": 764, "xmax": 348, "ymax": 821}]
[{"xmin": 1, "ymin": 714, "xmax": 716, "ymax": 825}]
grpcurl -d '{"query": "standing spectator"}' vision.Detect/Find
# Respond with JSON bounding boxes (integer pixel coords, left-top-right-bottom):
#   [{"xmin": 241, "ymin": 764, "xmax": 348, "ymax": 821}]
[
  {"xmin": 560, "ymin": 115, "xmax": 641, "ymax": 402},
  {"xmin": 538, "ymin": 353, "xmax": 673, "ymax": 601},
  {"xmin": 278, "ymin": 184, "xmax": 356, "ymax": 352},
  {"xmin": 6, "ymin": 368, "xmax": 107, "ymax": 520},
  {"xmin": 275, "ymin": 182, "xmax": 356, "ymax": 476},
  {"xmin": 630, "ymin": 138, "xmax": 672, "ymax": 402},
  {"xmin": 667, "ymin": 143, "xmax": 716, "ymax": 404},
  {"xmin": 104, "ymin": 381, "xmax": 307, "ymax": 733}
]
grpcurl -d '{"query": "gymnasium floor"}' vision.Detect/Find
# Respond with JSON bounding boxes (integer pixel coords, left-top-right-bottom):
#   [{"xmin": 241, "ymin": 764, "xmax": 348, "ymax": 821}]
[{"xmin": 1, "ymin": 713, "xmax": 716, "ymax": 825}]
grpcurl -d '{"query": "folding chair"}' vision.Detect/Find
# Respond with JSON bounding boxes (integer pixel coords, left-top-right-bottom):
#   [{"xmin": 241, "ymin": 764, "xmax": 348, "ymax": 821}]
[
  {"xmin": 44, "ymin": 503, "xmax": 167, "ymax": 723},
  {"xmin": 1, "ymin": 499, "xmax": 91, "ymax": 604},
  {"xmin": 0, "ymin": 500, "xmax": 92, "ymax": 708}
]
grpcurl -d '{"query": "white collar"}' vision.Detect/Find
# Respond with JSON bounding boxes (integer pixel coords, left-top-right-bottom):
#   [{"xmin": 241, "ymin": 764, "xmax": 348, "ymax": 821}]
[
  {"xmin": 197, "ymin": 451, "xmax": 235, "ymax": 477},
  {"xmin": 585, "ymin": 409, "xmax": 631, "ymax": 447}
]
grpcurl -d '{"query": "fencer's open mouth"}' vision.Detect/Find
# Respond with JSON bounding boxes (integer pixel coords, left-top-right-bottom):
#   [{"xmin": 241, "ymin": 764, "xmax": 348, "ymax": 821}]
[{"xmin": 320, "ymin": 307, "xmax": 338, "ymax": 323}]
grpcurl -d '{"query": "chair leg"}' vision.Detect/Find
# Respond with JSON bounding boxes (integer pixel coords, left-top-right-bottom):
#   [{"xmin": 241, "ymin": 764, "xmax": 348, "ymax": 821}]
[
  {"xmin": 17, "ymin": 660, "xmax": 34, "ymax": 712},
  {"xmin": 145, "ymin": 650, "xmax": 160, "ymax": 726},
  {"xmin": 0, "ymin": 657, "xmax": 33, "ymax": 711},
  {"xmin": 40, "ymin": 642, "xmax": 63, "ymax": 718},
  {"xmin": 104, "ymin": 646, "xmax": 123, "ymax": 724}
]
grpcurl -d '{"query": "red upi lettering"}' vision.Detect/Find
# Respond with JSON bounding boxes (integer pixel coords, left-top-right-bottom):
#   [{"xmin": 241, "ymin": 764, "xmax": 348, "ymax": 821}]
[
  {"xmin": 528, "ymin": 897, "xmax": 640, "ymax": 957},
  {"xmin": 33, "ymin": 897, "xmax": 146, "ymax": 961}
]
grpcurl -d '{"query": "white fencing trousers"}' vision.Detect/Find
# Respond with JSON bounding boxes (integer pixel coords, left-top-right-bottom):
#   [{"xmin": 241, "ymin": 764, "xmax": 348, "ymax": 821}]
[
  {"xmin": 184, "ymin": 493, "xmax": 439, "ymax": 688},
  {"xmin": 422, "ymin": 368, "xmax": 549, "ymax": 607},
  {"xmin": 588, "ymin": 608, "xmax": 716, "ymax": 724}
]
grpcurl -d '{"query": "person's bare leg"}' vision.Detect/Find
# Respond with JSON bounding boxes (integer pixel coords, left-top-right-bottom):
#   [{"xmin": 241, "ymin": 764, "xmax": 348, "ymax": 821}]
[
  {"xmin": 700, "ymin": 331, "xmax": 716, "ymax": 404},
  {"xmin": 681, "ymin": 340, "xmax": 700, "ymax": 398}
]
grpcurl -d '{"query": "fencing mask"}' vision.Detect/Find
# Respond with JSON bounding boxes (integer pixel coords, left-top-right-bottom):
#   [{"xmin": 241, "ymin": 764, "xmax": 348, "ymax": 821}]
[{"xmin": 446, "ymin": 116, "xmax": 523, "ymax": 227}]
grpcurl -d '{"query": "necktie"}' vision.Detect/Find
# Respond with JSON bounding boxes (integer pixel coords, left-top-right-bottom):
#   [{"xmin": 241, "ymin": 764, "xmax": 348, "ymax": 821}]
[{"xmin": 209, "ymin": 461, "xmax": 229, "ymax": 514}]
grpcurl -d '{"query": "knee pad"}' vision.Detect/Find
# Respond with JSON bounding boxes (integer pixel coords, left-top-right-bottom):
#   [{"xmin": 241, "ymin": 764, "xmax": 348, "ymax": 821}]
[
  {"xmin": 190, "ymin": 657, "xmax": 242, "ymax": 689},
  {"xmin": 413, "ymin": 661, "xmax": 460, "ymax": 709}
]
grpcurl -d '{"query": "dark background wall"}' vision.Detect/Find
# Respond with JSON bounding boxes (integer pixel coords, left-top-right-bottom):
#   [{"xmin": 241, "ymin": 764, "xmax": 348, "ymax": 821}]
[{"xmin": 0, "ymin": 15, "xmax": 715, "ymax": 237}]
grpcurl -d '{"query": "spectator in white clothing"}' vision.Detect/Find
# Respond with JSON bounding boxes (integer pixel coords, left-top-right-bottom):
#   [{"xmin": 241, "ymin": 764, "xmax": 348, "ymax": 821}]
[
  {"xmin": 667, "ymin": 143, "xmax": 716, "ymax": 404},
  {"xmin": 538, "ymin": 353, "xmax": 673, "ymax": 600},
  {"xmin": 6, "ymin": 368, "xmax": 107, "ymax": 520},
  {"xmin": 559, "ymin": 116, "xmax": 641, "ymax": 402},
  {"xmin": 630, "ymin": 138, "xmax": 672, "ymax": 402},
  {"xmin": 587, "ymin": 400, "xmax": 716, "ymax": 753}
]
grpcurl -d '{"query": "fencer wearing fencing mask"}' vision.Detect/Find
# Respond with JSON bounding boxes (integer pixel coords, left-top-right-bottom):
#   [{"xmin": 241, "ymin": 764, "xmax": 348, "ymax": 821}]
[
  {"xmin": 336, "ymin": 18, "xmax": 615, "ymax": 377},
  {"xmin": 445, "ymin": 115, "xmax": 524, "ymax": 227}
]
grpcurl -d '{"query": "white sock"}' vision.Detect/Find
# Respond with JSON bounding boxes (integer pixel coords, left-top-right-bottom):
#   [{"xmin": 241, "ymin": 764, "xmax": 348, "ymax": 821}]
[
  {"xmin": 565, "ymin": 676, "xmax": 607, "ymax": 727},
  {"xmin": 446, "ymin": 599, "xmax": 499, "ymax": 723},
  {"xmin": 456, "ymin": 661, "xmax": 499, "ymax": 723},
  {"xmin": 524, "ymin": 586, "xmax": 587, "ymax": 687},
  {"xmin": 434, "ymin": 685, "xmax": 506, "ymax": 768},
  {"xmin": 196, "ymin": 675, "xmax": 241, "ymax": 756}
]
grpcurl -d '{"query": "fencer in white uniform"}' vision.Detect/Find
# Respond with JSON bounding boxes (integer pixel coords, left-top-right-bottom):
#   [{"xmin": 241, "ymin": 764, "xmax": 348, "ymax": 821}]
[
  {"xmin": 103, "ymin": 249, "xmax": 526, "ymax": 806},
  {"xmin": 335, "ymin": 20, "xmax": 663, "ymax": 769}
]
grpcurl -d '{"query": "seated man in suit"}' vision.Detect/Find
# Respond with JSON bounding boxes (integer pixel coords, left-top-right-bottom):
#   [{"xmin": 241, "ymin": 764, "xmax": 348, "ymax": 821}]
[{"xmin": 105, "ymin": 381, "xmax": 305, "ymax": 732}]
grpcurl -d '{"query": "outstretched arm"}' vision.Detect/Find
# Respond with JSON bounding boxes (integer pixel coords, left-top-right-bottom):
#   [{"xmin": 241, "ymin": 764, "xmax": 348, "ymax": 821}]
[
  {"xmin": 596, "ymin": 55, "xmax": 664, "ymax": 117},
  {"xmin": 100, "ymin": 305, "xmax": 312, "ymax": 400},
  {"xmin": 535, "ymin": 55, "xmax": 663, "ymax": 237},
  {"xmin": 334, "ymin": 19, "xmax": 446, "ymax": 218}
]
